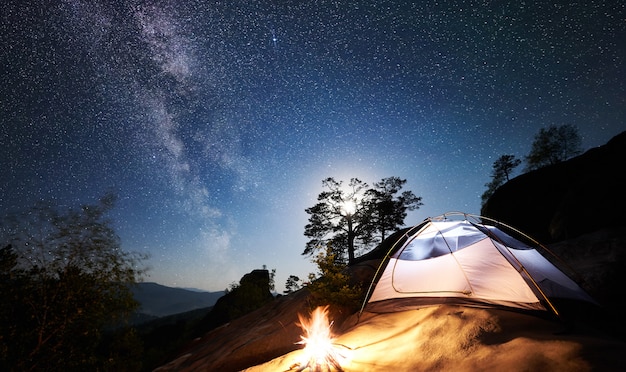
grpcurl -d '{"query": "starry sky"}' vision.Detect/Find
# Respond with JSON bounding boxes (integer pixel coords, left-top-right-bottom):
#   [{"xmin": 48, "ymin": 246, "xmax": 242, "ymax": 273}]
[{"xmin": 2, "ymin": 0, "xmax": 625, "ymax": 293}]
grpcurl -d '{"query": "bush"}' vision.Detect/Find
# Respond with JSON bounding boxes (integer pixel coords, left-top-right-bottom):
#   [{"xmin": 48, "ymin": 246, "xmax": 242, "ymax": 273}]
[
  {"xmin": 306, "ymin": 244, "xmax": 363, "ymax": 311},
  {"xmin": 0, "ymin": 195, "xmax": 146, "ymax": 371}
]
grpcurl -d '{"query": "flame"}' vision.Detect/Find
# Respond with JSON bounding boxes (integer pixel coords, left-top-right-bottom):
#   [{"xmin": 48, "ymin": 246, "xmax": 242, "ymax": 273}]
[{"xmin": 293, "ymin": 305, "xmax": 346, "ymax": 371}]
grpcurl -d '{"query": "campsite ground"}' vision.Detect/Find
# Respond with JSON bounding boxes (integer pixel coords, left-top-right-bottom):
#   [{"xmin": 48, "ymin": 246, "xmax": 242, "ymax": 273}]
[
  {"xmin": 246, "ymin": 305, "xmax": 626, "ymax": 371},
  {"xmin": 156, "ymin": 290, "xmax": 626, "ymax": 372},
  {"xmin": 155, "ymin": 229, "xmax": 626, "ymax": 371}
]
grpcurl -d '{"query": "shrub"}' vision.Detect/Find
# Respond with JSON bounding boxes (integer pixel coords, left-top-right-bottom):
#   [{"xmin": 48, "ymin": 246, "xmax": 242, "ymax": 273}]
[{"xmin": 306, "ymin": 244, "xmax": 362, "ymax": 311}]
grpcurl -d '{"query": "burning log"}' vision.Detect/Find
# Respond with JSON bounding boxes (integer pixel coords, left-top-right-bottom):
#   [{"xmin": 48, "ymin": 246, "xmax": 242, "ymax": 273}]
[{"xmin": 290, "ymin": 306, "xmax": 347, "ymax": 372}]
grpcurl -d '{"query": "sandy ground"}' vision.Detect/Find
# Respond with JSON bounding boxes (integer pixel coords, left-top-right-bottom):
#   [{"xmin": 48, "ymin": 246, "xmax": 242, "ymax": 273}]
[
  {"xmin": 244, "ymin": 305, "xmax": 626, "ymax": 372},
  {"xmin": 155, "ymin": 285, "xmax": 626, "ymax": 372}
]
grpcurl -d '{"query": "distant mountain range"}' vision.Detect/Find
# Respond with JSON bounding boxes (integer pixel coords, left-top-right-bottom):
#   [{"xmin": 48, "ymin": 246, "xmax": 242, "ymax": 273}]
[{"xmin": 132, "ymin": 282, "xmax": 224, "ymax": 319}]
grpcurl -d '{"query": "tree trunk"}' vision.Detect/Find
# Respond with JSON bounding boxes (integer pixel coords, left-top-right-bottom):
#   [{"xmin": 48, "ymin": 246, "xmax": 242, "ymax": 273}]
[{"xmin": 347, "ymin": 216, "xmax": 355, "ymax": 265}]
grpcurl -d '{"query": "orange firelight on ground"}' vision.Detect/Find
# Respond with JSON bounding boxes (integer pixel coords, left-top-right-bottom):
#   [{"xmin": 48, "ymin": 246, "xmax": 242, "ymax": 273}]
[{"xmin": 292, "ymin": 305, "xmax": 347, "ymax": 371}]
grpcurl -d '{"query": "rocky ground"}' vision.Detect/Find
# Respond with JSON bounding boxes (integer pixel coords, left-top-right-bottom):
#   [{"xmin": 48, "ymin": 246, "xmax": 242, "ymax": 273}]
[{"xmin": 156, "ymin": 287, "xmax": 626, "ymax": 372}]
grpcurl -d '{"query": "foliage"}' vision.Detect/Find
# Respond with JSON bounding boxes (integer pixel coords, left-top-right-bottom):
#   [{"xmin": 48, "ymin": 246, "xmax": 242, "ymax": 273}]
[
  {"xmin": 269, "ymin": 267, "xmax": 276, "ymax": 292},
  {"xmin": 304, "ymin": 177, "xmax": 370, "ymax": 264},
  {"xmin": 525, "ymin": 124, "xmax": 582, "ymax": 171},
  {"xmin": 225, "ymin": 280, "xmax": 240, "ymax": 294},
  {"xmin": 482, "ymin": 125, "xmax": 582, "ymax": 206},
  {"xmin": 227, "ymin": 283, "xmax": 273, "ymax": 319},
  {"xmin": 0, "ymin": 194, "xmax": 146, "ymax": 371},
  {"xmin": 367, "ymin": 177, "xmax": 423, "ymax": 243},
  {"xmin": 306, "ymin": 244, "xmax": 363, "ymax": 311},
  {"xmin": 304, "ymin": 177, "xmax": 421, "ymax": 264},
  {"xmin": 493, "ymin": 154, "xmax": 521, "ymax": 182},
  {"xmin": 137, "ymin": 309, "xmax": 210, "ymax": 370},
  {"xmin": 284, "ymin": 275, "xmax": 302, "ymax": 294},
  {"xmin": 218, "ymin": 269, "xmax": 275, "ymax": 320},
  {"xmin": 481, "ymin": 154, "xmax": 521, "ymax": 206},
  {"xmin": 226, "ymin": 267, "xmax": 276, "ymax": 293},
  {"xmin": 100, "ymin": 327, "xmax": 144, "ymax": 372}
]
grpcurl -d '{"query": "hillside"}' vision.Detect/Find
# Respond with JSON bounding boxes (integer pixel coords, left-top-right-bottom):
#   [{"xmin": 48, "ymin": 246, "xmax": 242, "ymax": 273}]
[
  {"xmin": 155, "ymin": 289, "xmax": 626, "ymax": 371},
  {"xmin": 132, "ymin": 282, "xmax": 224, "ymax": 319},
  {"xmin": 481, "ymin": 131, "xmax": 626, "ymax": 243}
]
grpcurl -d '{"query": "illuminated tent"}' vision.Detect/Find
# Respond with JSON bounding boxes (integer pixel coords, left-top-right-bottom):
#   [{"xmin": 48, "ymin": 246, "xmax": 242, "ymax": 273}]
[{"xmin": 363, "ymin": 213, "xmax": 596, "ymax": 316}]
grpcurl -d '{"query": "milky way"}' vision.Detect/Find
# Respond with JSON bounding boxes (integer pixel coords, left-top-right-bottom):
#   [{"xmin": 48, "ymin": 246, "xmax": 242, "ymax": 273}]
[{"xmin": 2, "ymin": 0, "xmax": 625, "ymax": 291}]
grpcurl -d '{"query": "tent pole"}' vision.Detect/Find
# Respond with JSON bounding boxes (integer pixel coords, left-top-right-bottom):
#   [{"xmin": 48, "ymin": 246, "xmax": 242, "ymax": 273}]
[
  {"xmin": 357, "ymin": 221, "xmax": 428, "ymax": 321},
  {"xmin": 466, "ymin": 217, "xmax": 562, "ymax": 318}
]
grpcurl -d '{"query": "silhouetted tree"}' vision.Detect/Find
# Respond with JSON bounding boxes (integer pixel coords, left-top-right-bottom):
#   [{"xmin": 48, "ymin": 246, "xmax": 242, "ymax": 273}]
[
  {"xmin": 304, "ymin": 178, "xmax": 371, "ymax": 265},
  {"xmin": 525, "ymin": 124, "xmax": 582, "ymax": 171},
  {"xmin": 304, "ymin": 177, "xmax": 421, "ymax": 265},
  {"xmin": 366, "ymin": 177, "xmax": 422, "ymax": 243},
  {"xmin": 495, "ymin": 154, "xmax": 521, "ymax": 182},
  {"xmin": 269, "ymin": 268, "xmax": 276, "ymax": 292},
  {"xmin": 481, "ymin": 154, "xmax": 521, "ymax": 206},
  {"xmin": 284, "ymin": 275, "xmax": 302, "ymax": 294},
  {"xmin": 0, "ymin": 194, "xmax": 146, "ymax": 371}
]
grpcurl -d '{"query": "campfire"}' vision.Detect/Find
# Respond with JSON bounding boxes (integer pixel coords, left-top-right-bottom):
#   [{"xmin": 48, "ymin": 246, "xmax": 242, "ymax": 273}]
[{"xmin": 290, "ymin": 306, "xmax": 348, "ymax": 371}]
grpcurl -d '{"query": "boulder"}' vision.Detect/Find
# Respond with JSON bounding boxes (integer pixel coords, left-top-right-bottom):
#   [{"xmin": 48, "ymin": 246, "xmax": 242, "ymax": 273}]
[{"xmin": 195, "ymin": 269, "xmax": 274, "ymax": 335}]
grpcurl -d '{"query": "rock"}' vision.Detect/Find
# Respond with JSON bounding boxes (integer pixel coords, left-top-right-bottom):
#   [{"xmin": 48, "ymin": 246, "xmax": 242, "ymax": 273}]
[
  {"xmin": 195, "ymin": 269, "xmax": 275, "ymax": 335},
  {"xmin": 155, "ymin": 289, "xmax": 313, "ymax": 372},
  {"xmin": 482, "ymin": 131, "xmax": 626, "ymax": 242}
]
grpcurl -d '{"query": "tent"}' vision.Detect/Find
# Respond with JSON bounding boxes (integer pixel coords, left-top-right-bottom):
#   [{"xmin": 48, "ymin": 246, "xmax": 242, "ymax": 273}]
[{"xmin": 363, "ymin": 212, "xmax": 596, "ymax": 316}]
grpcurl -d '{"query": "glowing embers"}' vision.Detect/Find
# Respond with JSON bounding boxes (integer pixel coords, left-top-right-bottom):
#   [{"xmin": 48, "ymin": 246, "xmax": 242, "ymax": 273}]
[{"xmin": 290, "ymin": 306, "xmax": 348, "ymax": 372}]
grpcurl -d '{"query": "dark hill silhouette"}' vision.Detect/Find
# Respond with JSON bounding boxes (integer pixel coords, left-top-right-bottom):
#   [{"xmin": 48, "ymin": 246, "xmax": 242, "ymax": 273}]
[
  {"xmin": 482, "ymin": 131, "xmax": 626, "ymax": 243},
  {"xmin": 132, "ymin": 282, "xmax": 224, "ymax": 319}
]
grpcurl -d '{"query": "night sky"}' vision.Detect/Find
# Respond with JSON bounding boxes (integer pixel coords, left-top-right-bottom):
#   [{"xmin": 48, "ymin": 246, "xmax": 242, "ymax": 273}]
[{"xmin": 2, "ymin": 0, "xmax": 625, "ymax": 292}]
